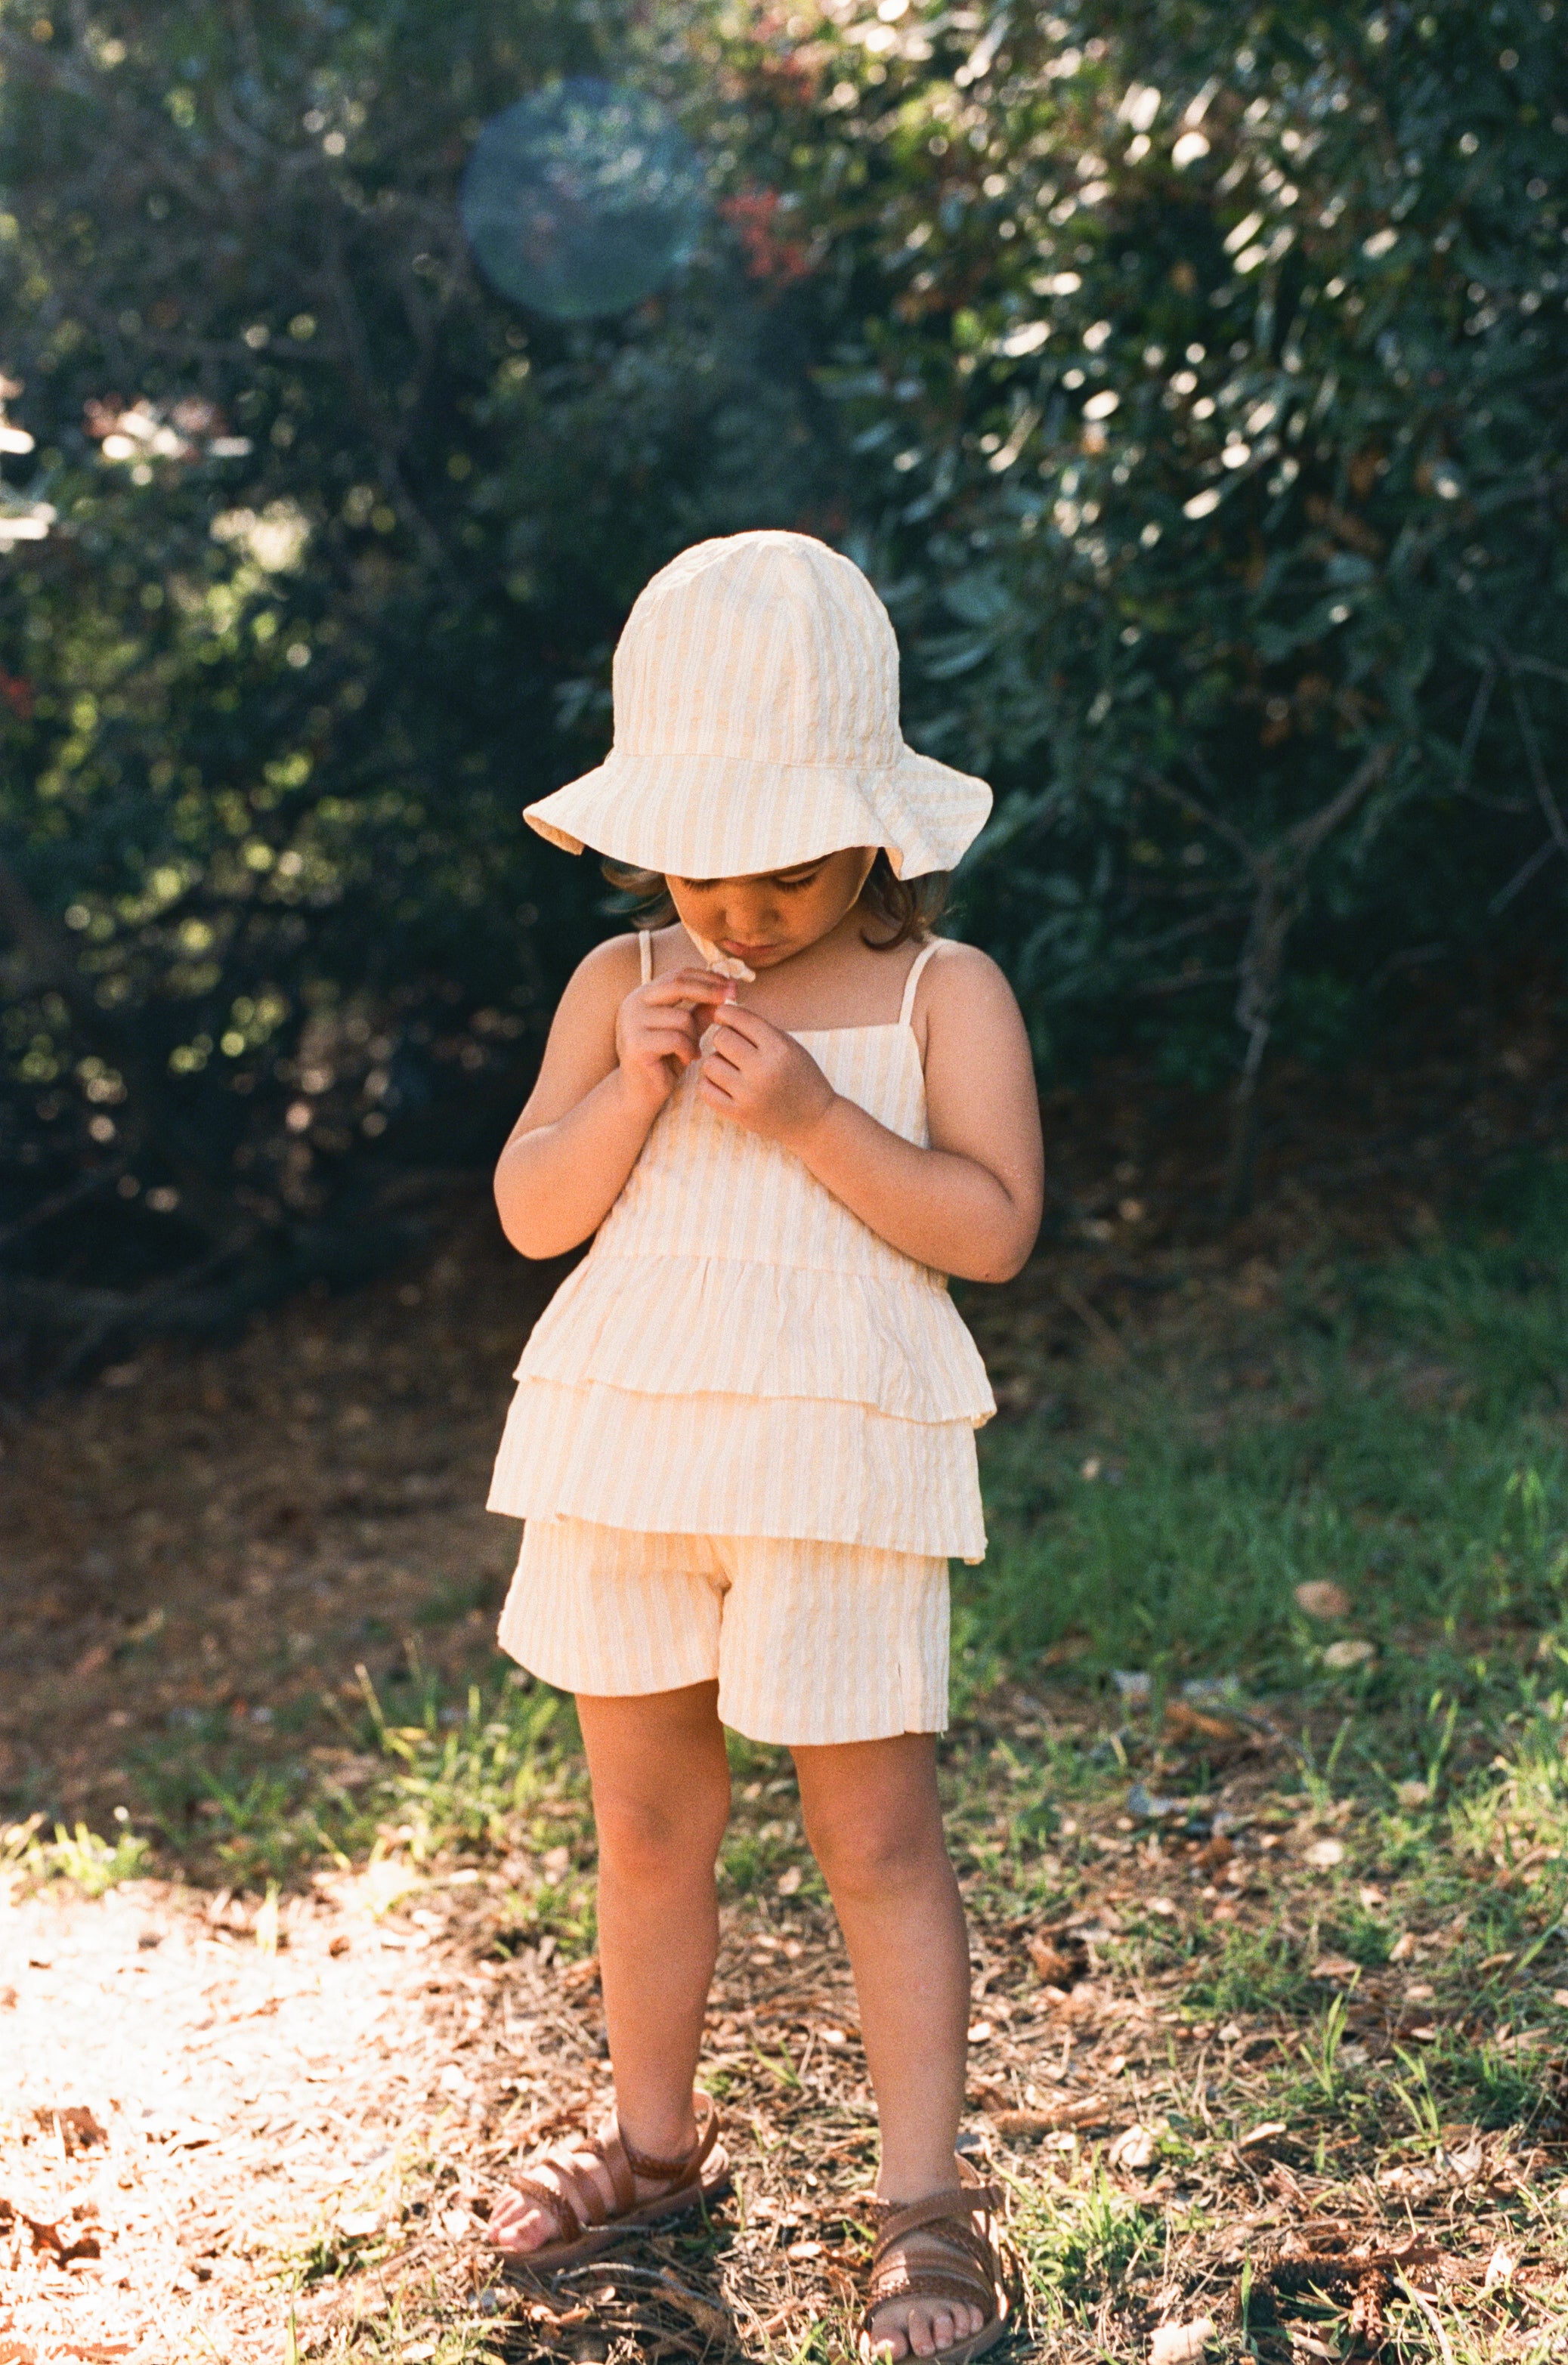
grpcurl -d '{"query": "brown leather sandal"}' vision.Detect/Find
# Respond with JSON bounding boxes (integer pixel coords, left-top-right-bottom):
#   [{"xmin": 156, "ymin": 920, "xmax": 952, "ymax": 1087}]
[
  {"xmin": 489, "ymin": 2090, "xmax": 730, "ymax": 2275},
  {"xmin": 859, "ymin": 2153, "xmax": 1010, "ymax": 2363}
]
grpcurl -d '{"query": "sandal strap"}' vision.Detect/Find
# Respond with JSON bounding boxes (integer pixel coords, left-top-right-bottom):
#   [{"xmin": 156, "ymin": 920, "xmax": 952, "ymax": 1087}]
[
  {"xmin": 506, "ymin": 2171, "xmax": 582, "ymax": 2249},
  {"xmin": 871, "ymin": 2216, "xmax": 997, "ymax": 2293},
  {"xmin": 589, "ymin": 2125, "xmax": 639, "ymax": 2217},
  {"xmin": 619, "ymin": 2091, "xmax": 719, "ymax": 2188},
  {"xmin": 502, "ymin": 2094, "xmax": 721, "ymax": 2252},
  {"xmin": 869, "ymin": 2263, "xmax": 997, "ymax": 2312},
  {"xmin": 871, "ymin": 2182, "xmax": 1002, "ymax": 2255},
  {"xmin": 503, "ymin": 2123, "xmax": 638, "ymax": 2242}
]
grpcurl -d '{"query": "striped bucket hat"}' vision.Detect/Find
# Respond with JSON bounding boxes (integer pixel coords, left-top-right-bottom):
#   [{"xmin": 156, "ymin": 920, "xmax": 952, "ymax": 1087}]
[{"xmin": 523, "ymin": 529, "xmax": 992, "ymax": 880}]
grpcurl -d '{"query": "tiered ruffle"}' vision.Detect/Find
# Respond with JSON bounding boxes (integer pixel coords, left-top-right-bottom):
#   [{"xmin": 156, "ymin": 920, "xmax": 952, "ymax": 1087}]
[
  {"xmin": 487, "ymin": 1376, "xmax": 988, "ymax": 1562},
  {"xmin": 517, "ymin": 1252, "xmax": 995, "ymax": 1425}
]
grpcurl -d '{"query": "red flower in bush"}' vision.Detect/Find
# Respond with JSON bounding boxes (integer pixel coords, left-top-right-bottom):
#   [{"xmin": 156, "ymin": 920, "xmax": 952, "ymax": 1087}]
[{"xmin": 717, "ymin": 186, "xmax": 814, "ymax": 286}]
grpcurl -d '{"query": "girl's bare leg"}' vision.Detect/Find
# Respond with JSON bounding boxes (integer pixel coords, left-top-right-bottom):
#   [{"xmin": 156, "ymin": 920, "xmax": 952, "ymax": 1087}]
[
  {"xmin": 793, "ymin": 1734, "xmax": 981, "ymax": 2362},
  {"xmin": 489, "ymin": 1682, "xmax": 731, "ymax": 2254}
]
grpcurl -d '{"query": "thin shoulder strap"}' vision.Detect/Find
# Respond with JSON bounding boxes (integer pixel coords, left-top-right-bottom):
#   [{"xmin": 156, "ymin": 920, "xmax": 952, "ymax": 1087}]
[
  {"xmin": 639, "ymin": 929, "xmax": 654, "ymax": 985},
  {"xmin": 898, "ymin": 937, "xmax": 942, "ymax": 1029}
]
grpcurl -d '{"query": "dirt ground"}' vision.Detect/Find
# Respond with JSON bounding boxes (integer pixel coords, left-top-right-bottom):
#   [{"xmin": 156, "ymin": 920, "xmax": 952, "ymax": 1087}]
[
  {"xmin": 6, "ymin": 1702, "xmax": 1563, "ymax": 2365},
  {"xmin": 0, "ymin": 1204, "xmax": 557, "ymax": 1838}
]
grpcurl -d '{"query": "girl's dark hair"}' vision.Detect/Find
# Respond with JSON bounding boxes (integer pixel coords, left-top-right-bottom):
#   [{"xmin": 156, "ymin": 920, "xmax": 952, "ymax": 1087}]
[{"xmin": 601, "ymin": 849, "xmax": 949, "ymax": 951}]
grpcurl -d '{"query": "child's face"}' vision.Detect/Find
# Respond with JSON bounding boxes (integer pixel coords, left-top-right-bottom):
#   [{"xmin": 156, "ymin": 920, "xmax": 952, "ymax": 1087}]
[{"xmin": 666, "ymin": 846, "xmax": 876, "ymax": 970}]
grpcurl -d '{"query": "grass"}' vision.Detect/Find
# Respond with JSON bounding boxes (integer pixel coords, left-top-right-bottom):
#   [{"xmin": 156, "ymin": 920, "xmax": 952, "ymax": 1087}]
[
  {"xmin": 112, "ymin": 1660, "xmax": 588, "ymax": 1893},
  {"xmin": 964, "ymin": 1155, "xmax": 1568, "ymax": 1748},
  {"xmin": 13, "ymin": 1152, "xmax": 1568, "ymax": 2360},
  {"xmin": 2, "ymin": 1808, "xmax": 153, "ymax": 1895},
  {"xmin": 1009, "ymin": 2169, "xmax": 1166, "ymax": 2334}
]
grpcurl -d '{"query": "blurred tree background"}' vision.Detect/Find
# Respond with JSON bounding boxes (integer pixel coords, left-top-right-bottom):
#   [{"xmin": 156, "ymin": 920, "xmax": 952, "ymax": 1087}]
[{"xmin": 0, "ymin": 0, "xmax": 1563, "ymax": 1367}]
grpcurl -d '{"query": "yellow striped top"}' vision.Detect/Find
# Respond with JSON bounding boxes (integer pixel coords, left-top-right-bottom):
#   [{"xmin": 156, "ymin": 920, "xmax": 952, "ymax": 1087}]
[{"xmin": 487, "ymin": 930, "xmax": 994, "ymax": 1560}]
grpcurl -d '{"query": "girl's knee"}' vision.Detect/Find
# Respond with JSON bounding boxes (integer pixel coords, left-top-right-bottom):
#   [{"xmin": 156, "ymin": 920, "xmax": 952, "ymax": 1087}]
[
  {"xmin": 594, "ymin": 1776, "xmax": 730, "ymax": 1885},
  {"xmin": 806, "ymin": 1801, "xmax": 948, "ymax": 1902}
]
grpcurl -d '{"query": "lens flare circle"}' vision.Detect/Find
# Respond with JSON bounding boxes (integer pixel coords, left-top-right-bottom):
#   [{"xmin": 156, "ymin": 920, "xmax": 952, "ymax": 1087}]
[{"xmin": 461, "ymin": 77, "xmax": 706, "ymax": 319}]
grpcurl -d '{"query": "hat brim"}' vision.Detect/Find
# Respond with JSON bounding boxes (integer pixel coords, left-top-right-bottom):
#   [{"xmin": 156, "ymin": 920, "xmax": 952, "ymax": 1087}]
[{"xmin": 522, "ymin": 748, "xmax": 991, "ymax": 880}]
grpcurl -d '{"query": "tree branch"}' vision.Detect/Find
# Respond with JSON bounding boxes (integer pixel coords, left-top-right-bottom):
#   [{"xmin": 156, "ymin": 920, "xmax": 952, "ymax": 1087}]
[
  {"xmin": 1141, "ymin": 769, "xmax": 1262, "ymax": 875},
  {"xmin": 1453, "ymin": 659, "xmax": 1495, "ymax": 795},
  {"xmin": 1488, "ymin": 834, "xmax": 1560, "ymax": 917},
  {"xmin": 1279, "ymin": 741, "xmax": 1393, "ymax": 880},
  {"xmin": 1506, "ymin": 663, "xmax": 1568, "ymax": 857},
  {"xmin": 1223, "ymin": 741, "xmax": 1394, "ymax": 1221},
  {"xmin": 0, "ymin": 853, "xmax": 252, "ymax": 1243}
]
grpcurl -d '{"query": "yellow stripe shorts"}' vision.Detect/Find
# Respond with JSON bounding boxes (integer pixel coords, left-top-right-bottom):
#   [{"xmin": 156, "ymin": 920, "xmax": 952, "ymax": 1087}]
[{"xmin": 496, "ymin": 1516, "xmax": 950, "ymax": 1747}]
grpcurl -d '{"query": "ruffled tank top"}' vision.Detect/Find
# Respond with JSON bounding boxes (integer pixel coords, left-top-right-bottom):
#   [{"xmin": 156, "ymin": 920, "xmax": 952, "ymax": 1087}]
[{"xmin": 487, "ymin": 930, "xmax": 995, "ymax": 1562}]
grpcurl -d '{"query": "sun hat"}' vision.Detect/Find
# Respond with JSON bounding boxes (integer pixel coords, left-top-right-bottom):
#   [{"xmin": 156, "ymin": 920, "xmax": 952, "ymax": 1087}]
[{"xmin": 522, "ymin": 528, "xmax": 992, "ymax": 880}]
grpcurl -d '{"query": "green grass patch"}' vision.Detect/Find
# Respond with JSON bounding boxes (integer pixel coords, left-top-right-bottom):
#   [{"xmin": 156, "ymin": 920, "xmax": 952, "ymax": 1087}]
[
  {"xmin": 1183, "ymin": 1918, "xmax": 1313, "ymax": 2020},
  {"xmin": 118, "ymin": 1663, "xmax": 589, "ymax": 1896},
  {"xmin": 1007, "ymin": 2168, "xmax": 1166, "ymax": 2331},
  {"xmin": 2, "ymin": 1810, "xmax": 153, "ymax": 1895},
  {"xmin": 963, "ymin": 1155, "xmax": 1568, "ymax": 1734}
]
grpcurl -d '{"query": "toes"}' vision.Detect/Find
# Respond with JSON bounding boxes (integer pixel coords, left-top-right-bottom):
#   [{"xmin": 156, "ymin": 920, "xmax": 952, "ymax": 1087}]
[
  {"xmin": 487, "ymin": 2208, "xmax": 537, "ymax": 2252},
  {"xmin": 865, "ymin": 2293, "xmax": 992, "ymax": 2362},
  {"xmin": 901, "ymin": 2301, "xmax": 982, "ymax": 2357}
]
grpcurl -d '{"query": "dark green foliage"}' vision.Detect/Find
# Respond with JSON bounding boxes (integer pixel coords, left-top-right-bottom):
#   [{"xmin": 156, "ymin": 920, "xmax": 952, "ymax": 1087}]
[
  {"xmin": 0, "ymin": 1, "xmax": 1563, "ymax": 1309},
  {"xmin": 0, "ymin": 0, "xmax": 844, "ymax": 1309},
  {"xmin": 725, "ymin": 0, "xmax": 1568, "ymax": 1196}
]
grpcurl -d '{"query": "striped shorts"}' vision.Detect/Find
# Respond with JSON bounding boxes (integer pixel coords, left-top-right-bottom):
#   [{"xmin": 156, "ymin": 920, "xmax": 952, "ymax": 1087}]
[{"xmin": 496, "ymin": 1515, "xmax": 951, "ymax": 1747}]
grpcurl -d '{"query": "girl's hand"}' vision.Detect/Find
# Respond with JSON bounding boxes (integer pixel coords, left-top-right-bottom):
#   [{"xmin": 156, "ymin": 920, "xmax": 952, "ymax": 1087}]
[
  {"xmin": 615, "ymin": 968, "xmax": 736, "ymax": 1115},
  {"xmin": 698, "ymin": 1006, "xmax": 837, "ymax": 1143}
]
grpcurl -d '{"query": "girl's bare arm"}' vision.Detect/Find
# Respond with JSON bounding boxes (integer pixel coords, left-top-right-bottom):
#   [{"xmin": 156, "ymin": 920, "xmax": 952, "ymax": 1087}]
[
  {"xmin": 697, "ymin": 945, "xmax": 1043, "ymax": 1283},
  {"xmin": 493, "ymin": 940, "xmax": 725, "ymax": 1260}
]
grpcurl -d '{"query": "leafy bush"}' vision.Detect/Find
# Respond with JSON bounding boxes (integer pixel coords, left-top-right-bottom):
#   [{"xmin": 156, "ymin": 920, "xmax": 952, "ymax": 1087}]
[
  {"xmin": 727, "ymin": 0, "xmax": 1568, "ymax": 1204},
  {"xmin": 0, "ymin": 0, "xmax": 844, "ymax": 1345},
  {"xmin": 1, "ymin": 0, "xmax": 1563, "ymax": 1345}
]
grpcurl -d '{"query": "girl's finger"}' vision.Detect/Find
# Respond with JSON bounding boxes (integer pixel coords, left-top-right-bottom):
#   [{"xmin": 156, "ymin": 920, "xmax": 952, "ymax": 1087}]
[
  {"xmin": 637, "ymin": 1006, "xmax": 701, "ymax": 1034},
  {"xmin": 630, "ymin": 1028, "xmax": 697, "ymax": 1058},
  {"xmin": 634, "ymin": 1019, "xmax": 700, "ymax": 1048},
  {"xmin": 633, "ymin": 1041, "xmax": 696, "ymax": 1070},
  {"xmin": 642, "ymin": 971, "xmax": 739, "ymax": 1007},
  {"xmin": 707, "ymin": 1018, "xmax": 758, "ymax": 1055},
  {"xmin": 701, "ymin": 1002, "xmax": 770, "ymax": 1046}
]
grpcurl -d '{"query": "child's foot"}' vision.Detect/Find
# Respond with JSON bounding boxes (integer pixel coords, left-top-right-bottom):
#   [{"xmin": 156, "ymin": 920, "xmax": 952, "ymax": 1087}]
[
  {"xmin": 488, "ymin": 2117, "xmax": 694, "ymax": 2255},
  {"xmin": 863, "ymin": 2240, "xmax": 986, "ymax": 2360},
  {"xmin": 859, "ymin": 2166, "xmax": 1006, "ymax": 2363},
  {"xmin": 487, "ymin": 2096, "xmax": 728, "ymax": 2265}
]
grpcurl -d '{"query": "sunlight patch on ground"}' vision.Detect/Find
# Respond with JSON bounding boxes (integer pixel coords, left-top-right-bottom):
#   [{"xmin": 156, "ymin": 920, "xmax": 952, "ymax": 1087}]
[{"xmin": 0, "ymin": 1875, "xmax": 472, "ymax": 2360}]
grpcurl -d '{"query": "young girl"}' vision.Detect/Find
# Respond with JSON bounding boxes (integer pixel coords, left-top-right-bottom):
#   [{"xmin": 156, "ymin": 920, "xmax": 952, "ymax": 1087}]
[{"xmin": 484, "ymin": 530, "xmax": 1043, "ymax": 2365}]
